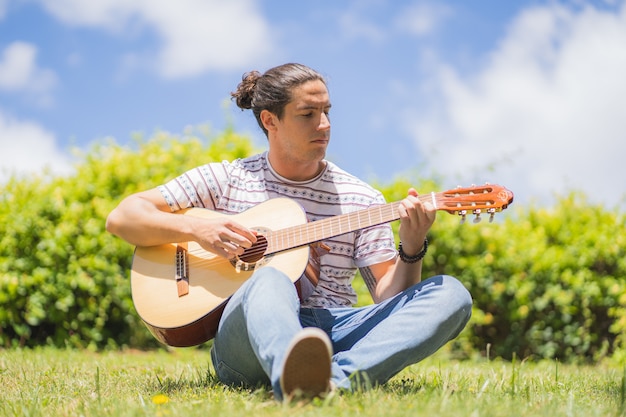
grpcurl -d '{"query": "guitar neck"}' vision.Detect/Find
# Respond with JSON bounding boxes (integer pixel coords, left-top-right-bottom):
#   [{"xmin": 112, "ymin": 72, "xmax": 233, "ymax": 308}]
[{"xmin": 265, "ymin": 198, "xmax": 421, "ymax": 255}]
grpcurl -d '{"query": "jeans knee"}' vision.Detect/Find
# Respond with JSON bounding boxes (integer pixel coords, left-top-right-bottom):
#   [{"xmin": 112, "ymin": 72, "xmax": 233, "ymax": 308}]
[
  {"xmin": 439, "ymin": 275, "xmax": 473, "ymax": 326},
  {"xmin": 242, "ymin": 267, "xmax": 298, "ymax": 304}
]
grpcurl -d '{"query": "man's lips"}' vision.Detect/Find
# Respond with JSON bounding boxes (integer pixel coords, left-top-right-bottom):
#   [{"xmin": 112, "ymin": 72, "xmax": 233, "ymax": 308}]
[{"xmin": 311, "ymin": 136, "xmax": 329, "ymax": 144}]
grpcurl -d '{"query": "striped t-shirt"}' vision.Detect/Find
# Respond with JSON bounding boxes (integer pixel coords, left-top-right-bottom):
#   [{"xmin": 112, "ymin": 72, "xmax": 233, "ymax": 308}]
[{"xmin": 157, "ymin": 152, "xmax": 397, "ymax": 308}]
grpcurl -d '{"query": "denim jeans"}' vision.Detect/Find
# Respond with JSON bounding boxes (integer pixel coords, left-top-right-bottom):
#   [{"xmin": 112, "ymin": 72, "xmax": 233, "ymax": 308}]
[{"xmin": 210, "ymin": 266, "xmax": 472, "ymax": 400}]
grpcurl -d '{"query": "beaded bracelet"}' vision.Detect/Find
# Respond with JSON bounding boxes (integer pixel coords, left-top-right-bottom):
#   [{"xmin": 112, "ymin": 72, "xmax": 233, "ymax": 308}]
[{"xmin": 398, "ymin": 238, "xmax": 428, "ymax": 263}]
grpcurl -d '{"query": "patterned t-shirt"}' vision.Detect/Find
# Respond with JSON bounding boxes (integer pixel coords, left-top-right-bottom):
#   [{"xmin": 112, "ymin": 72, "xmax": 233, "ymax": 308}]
[{"xmin": 157, "ymin": 152, "xmax": 397, "ymax": 308}]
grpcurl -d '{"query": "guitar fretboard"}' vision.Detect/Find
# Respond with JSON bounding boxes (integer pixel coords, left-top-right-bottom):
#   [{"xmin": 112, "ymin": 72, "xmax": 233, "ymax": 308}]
[{"xmin": 264, "ymin": 200, "xmax": 412, "ymax": 254}]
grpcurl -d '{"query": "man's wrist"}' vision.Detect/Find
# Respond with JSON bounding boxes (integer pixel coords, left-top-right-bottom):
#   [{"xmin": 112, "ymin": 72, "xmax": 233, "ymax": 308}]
[{"xmin": 398, "ymin": 238, "xmax": 428, "ymax": 263}]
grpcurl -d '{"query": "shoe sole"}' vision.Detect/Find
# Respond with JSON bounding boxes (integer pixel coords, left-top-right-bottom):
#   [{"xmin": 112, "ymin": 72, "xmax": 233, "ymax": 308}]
[{"xmin": 280, "ymin": 327, "xmax": 332, "ymax": 400}]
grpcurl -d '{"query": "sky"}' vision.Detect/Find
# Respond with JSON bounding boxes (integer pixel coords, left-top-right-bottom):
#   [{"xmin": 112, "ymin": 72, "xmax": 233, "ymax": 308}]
[{"xmin": 1, "ymin": 0, "xmax": 625, "ymax": 210}]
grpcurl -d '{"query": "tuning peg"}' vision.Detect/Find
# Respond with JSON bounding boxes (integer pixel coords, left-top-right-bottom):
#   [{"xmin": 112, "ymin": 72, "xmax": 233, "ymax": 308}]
[
  {"xmin": 488, "ymin": 208, "xmax": 496, "ymax": 223},
  {"xmin": 459, "ymin": 209, "xmax": 467, "ymax": 224},
  {"xmin": 473, "ymin": 209, "xmax": 482, "ymax": 224}
]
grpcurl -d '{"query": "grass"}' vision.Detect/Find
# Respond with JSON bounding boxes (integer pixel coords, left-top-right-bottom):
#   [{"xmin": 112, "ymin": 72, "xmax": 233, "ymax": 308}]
[{"xmin": 0, "ymin": 347, "xmax": 624, "ymax": 417}]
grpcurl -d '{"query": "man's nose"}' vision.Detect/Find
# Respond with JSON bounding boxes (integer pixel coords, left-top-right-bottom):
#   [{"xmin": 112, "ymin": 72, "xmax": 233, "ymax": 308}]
[{"xmin": 319, "ymin": 113, "xmax": 330, "ymax": 130}]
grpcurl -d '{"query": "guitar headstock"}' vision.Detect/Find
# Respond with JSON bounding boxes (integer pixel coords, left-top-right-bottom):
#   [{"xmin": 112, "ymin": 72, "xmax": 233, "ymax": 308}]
[{"xmin": 435, "ymin": 183, "xmax": 514, "ymax": 223}]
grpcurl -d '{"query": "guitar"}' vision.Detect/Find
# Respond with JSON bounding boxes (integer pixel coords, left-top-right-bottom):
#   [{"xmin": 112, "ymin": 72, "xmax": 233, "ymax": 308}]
[{"xmin": 131, "ymin": 184, "xmax": 513, "ymax": 347}]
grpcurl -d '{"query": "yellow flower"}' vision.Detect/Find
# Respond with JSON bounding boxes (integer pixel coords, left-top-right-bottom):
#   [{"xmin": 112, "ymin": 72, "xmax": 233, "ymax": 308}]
[{"xmin": 152, "ymin": 394, "xmax": 170, "ymax": 405}]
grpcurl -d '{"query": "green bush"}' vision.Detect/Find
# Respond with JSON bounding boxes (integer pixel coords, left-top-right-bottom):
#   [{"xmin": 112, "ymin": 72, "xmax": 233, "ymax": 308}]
[
  {"xmin": 0, "ymin": 128, "xmax": 256, "ymax": 349},
  {"xmin": 1, "ymin": 132, "xmax": 625, "ymax": 362},
  {"xmin": 426, "ymin": 192, "xmax": 626, "ymax": 362}
]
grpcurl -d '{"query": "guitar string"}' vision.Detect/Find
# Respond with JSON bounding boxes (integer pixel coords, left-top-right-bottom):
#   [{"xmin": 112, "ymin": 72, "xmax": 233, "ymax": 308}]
[
  {"xmin": 184, "ymin": 188, "xmax": 498, "ymax": 258},
  {"xmin": 183, "ymin": 188, "xmax": 510, "ymax": 260},
  {"xmin": 183, "ymin": 195, "xmax": 441, "ymax": 260},
  {"xmin": 174, "ymin": 189, "xmax": 505, "ymax": 271}
]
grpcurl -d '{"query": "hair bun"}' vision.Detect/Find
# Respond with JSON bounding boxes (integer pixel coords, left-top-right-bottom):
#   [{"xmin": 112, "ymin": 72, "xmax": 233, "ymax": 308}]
[{"xmin": 231, "ymin": 70, "xmax": 261, "ymax": 110}]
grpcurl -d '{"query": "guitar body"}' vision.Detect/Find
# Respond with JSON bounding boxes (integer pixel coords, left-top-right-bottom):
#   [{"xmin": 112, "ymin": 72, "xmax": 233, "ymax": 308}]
[{"xmin": 131, "ymin": 198, "xmax": 310, "ymax": 347}]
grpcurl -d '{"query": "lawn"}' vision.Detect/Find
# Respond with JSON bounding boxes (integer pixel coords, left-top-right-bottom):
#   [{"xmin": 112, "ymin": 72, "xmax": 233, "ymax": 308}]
[{"xmin": 0, "ymin": 347, "xmax": 624, "ymax": 417}]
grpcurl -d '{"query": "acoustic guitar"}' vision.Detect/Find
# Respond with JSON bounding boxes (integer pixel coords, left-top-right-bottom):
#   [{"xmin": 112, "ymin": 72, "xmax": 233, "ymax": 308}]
[{"xmin": 131, "ymin": 184, "xmax": 513, "ymax": 347}]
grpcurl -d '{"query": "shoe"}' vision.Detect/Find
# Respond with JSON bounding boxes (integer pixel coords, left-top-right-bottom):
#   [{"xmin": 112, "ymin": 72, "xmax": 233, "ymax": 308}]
[{"xmin": 279, "ymin": 327, "xmax": 333, "ymax": 400}]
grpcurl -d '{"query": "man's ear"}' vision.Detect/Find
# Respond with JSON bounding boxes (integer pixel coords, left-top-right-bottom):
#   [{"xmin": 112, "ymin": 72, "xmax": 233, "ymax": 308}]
[{"xmin": 260, "ymin": 110, "xmax": 278, "ymax": 132}]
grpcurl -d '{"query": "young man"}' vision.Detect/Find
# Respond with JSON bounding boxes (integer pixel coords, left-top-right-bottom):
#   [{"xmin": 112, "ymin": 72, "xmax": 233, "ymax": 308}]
[{"xmin": 106, "ymin": 63, "xmax": 472, "ymax": 401}]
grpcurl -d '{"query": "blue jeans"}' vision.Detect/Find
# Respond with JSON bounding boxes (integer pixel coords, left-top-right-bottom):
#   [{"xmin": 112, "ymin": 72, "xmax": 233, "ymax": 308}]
[{"xmin": 210, "ymin": 267, "xmax": 472, "ymax": 400}]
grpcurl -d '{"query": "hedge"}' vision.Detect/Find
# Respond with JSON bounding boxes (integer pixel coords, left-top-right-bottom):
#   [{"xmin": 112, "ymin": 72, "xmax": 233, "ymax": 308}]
[{"xmin": 1, "ymin": 132, "xmax": 624, "ymax": 363}]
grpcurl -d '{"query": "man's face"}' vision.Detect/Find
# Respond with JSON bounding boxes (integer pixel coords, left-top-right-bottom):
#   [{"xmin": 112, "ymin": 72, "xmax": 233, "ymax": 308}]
[{"xmin": 270, "ymin": 80, "xmax": 332, "ymax": 165}]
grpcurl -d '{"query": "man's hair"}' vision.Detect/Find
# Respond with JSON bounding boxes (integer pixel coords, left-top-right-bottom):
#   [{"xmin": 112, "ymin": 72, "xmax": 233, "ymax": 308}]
[{"xmin": 231, "ymin": 63, "xmax": 327, "ymax": 136}]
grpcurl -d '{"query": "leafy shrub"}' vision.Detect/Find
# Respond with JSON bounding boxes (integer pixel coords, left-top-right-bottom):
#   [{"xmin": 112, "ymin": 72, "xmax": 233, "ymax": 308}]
[
  {"xmin": 1, "ymin": 132, "xmax": 625, "ymax": 362},
  {"xmin": 426, "ymin": 192, "xmax": 626, "ymax": 362},
  {"xmin": 0, "ymin": 128, "xmax": 256, "ymax": 349}
]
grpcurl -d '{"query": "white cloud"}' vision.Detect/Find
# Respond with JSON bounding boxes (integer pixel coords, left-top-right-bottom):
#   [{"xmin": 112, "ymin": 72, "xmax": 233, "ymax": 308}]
[
  {"xmin": 395, "ymin": 2, "xmax": 452, "ymax": 37},
  {"xmin": 338, "ymin": 11, "xmax": 386, "ymax": 44},
  {"xmin": 337, "ymin": 0, "xmax": 453, "ymax": 44},
  {"xmin": 0, "ymin": 111, "xmax": 72, "ymax": 182},
  {"xmin": 0, "ymin": 41, "xmax": 57, "ymax": 95},
  {"xmin": 408, "ymin": 3, "xmax": 626, "ymax": 208},
  {"xmin": 35, "ymin": 0, "xmax": 275, "ymax": 79}
]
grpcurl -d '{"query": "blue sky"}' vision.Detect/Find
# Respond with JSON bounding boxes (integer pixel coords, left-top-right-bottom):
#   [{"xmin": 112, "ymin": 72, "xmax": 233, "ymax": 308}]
[{"xmin": 1, "ymin": 0, "xmax": 625, "ymax": 209}]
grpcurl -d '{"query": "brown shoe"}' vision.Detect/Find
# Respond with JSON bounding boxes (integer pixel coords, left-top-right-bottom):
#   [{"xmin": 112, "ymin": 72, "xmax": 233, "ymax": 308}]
[{"xmin": 279, "ymin": 327, "xmax": 332, "ymax": 401}]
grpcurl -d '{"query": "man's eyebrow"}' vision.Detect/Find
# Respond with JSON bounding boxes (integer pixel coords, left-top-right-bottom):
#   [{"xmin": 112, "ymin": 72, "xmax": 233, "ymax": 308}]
[{"xmin": 295, "ymin": 103, "xmax": 332, "ymax": 110}]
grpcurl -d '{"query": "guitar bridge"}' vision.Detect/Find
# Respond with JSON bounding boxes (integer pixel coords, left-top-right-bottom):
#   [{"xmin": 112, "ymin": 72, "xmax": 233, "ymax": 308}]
[{"xmin": 176, "ymin": 244, "xmax": 189, "ymax": 297}]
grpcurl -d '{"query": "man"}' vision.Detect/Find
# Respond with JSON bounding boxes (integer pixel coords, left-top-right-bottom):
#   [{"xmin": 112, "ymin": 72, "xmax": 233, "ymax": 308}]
[{"xmin": 106, "ymin": 63, "xmax": 472, "ymax": 401}]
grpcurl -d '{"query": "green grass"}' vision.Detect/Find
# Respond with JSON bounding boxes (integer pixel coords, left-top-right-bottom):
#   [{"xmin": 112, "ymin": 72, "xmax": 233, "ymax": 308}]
[{"xmin": 0, "ymin": 347, "xmax": 624, "ymax": 417}]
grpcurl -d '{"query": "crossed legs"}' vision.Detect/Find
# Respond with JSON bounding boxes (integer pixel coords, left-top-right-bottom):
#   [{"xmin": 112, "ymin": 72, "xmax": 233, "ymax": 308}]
[{"xmin": 210, "ymin": 267, "xmax": 472, "ymax": 400}]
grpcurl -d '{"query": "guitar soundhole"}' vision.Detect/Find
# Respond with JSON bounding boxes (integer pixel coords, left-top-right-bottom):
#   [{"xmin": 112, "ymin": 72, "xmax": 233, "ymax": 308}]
[{"xmin": 238, "ymin": 234, "xmax": 268, "ymax": 264}]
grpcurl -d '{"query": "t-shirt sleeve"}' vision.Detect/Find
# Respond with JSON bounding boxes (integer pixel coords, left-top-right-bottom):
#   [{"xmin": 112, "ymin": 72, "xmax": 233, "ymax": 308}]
[
  {"xmin": 353, "ymin": 223, "xmax": 397, "ymax": 268},
  {"xmin": 157, "ymin": 163, "xmax": 229, "ymax": 212},
  {"xmin": 352, "ymin": 190, "xmax": 397, "ymax": 268}
]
